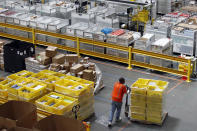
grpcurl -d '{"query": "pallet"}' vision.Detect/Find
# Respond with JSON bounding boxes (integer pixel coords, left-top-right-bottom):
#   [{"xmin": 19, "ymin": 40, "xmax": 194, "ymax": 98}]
[
  {"xmin": 82, "ymin": 112, "xmax": 95, "ymax": 122},
  {"xmin": 130, "ymin": 112, "xmax": 168, "ymax": 126}
]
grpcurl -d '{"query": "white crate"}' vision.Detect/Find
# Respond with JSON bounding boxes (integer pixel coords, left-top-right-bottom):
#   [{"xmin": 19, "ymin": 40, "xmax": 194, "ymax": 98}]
[
  {"xmin": 117, "ymin": 32, "xmax": 134, "ymax": 47},
  {"xmin": 117, "ymin": 50, "xmax": 128, "ymax": 59},
  {"xmin": 80, "ymin": 43, "xmax": 93, "ymax": 51},
  {"xmin": 93, "ymin": 32, "xmax": 105, "ymax": 42},
  {"xmin": 107, "ymin": 34, "xmax": 118, "ymax": 44},
  {"xmin": 134, "ymin": 54, "xmax": 150, "ymax": 63},
  {"xmin": 47, "ymin": 36, "xmax": 60, "ymax": 44},
  {"xmin": 151, "ymin": 38, "xmax": 172, "ymax": 53},
  {"xmin": 106, "ymin": 48, "xmax": 118, "ymax": 57},
  {"xmin": 94, "ymin": 46, "xmax": 105, "ymax": 54}
]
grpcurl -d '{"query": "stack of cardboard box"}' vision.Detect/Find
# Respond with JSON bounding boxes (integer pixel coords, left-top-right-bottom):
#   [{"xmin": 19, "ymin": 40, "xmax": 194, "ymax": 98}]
[
  {"xmin": 0, "ymin": 40, "xmax": 5, "ymax": 70},
  {"xmin": 25, "ymin": 46, "xmax": 97, "ymax": 82},
  {"xmin": 49, "ymin": 54, "xmax": 79, "ymax": 74}
]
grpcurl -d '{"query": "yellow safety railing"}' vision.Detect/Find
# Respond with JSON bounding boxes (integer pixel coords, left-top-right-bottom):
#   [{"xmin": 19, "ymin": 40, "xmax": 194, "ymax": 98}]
[{"xmin": 0, "ymin": 22, "xmax": 192, "ymax": 82}]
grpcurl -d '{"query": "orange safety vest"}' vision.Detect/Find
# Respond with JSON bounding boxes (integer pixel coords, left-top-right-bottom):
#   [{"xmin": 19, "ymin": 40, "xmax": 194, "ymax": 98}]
[{"xmin": 111, "ymin": 82, "xmax": 126, "ymax": 103}]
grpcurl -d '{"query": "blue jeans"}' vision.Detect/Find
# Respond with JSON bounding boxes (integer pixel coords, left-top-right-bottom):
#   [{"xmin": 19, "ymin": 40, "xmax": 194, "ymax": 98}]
[{"xmin": 109, "ymin": 101, "xmax": 122, "ymax": 123}]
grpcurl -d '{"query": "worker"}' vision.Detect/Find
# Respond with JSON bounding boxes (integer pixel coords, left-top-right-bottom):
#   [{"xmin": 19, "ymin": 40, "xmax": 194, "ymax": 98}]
[{"xmin": 108, "ymin": 77, "xmax": 128, "ymax": 127}]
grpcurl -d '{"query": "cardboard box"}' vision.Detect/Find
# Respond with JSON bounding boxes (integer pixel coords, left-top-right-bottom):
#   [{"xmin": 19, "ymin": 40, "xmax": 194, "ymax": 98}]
[
  {"xmin": 0, "ymin": 47, "xmax": 3, "ymax": 53},
  {"xmin": 62, "ymin": 63, "xmax": 71, "ymax": 71},
  {"xmin": 83, "ymin": 70, "xmax": 94, "ymax": 81},
  {"xmin": 88, "ymin": 63, "xmax": 96, "ymax": 71},
  {"xmin": 34, "ymin": 115, "xmax": 86, "ymax": 131},
  {"xmin": 46, "ymin": 46, "xmax": 57, "ymax": 58},
  {"xmin": 0, "ymin": 101, "xmax": 37, "ymax": 129},
  {"xmin": 58, "ymin": 70, "xmax": 68, "ymax": 74},
  {"xmin": 65, "ymin": 54, "xmax": 79, "ymax": 63},
  {"xmin": 52, "ymin": 54, "xmax": 65, "ymax": 64},
  {"xmin": 8, "ymin": 127, "xmax": 40, "ymax": 131},
  {"xmin": 0, "ymin": 41, "xmax": 5, "ymax": 47},
  {"xmin": 36, "ymin": 52, "xmax": 52, "ymax": 65},
  {"xmin": 77, "ymin": 71, "xmax": 83, "ymax": 78},
  {"xmin": 0, "ymin": 64, "xmax": 4, "ymax": 71},
  {"xmin": 88, "ymin": 67, "xmax": 95, "ymax": 71},
  {"xmin": 83, "ymin": 57, "xmax": 90, "ymax": 63},
  {"xmin": 70, "ymin": 64, "xmax": 84, "ymax": 74},
  {"xmin": 49, "ymin": 63, "xmax": 61, "ymax": 72}
]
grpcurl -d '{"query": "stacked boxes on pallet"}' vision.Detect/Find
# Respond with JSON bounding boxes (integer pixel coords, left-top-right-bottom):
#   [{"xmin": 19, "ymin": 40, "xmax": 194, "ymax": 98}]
[
  {"xmin": 150, "ymin": 38, "xmax": 172, "ymax": 67},
  {"xmin": 134, "ymin": 33, "xmax": 155, "ymax": 63},
  {"xmin": 64, "ymin": 22, "xmax": 89, "ymax": 48},
  {"xmin": 116, "ymin": 32, "xmax": 134, "ymax": 58},
  {"xmin": 81, "ymin": 26, "xmax": 99, "ymax": 52},
  {"xmin": 106, "ymin": 29, "xmax": 141, "ymax": 59},
  {"xmin": 130, "ymin": 78, "xmax": 168, "ymax": 124},
  {"xmin": 93, "ymin": 30, "xmax": 106, "ymax": 54},
  {"xmin": 25, "ymin": 57, "xmax": 50, "ymax": 73},
  {"xmin": 106, "ymin": 29, "xmax": 125, "ymax": 57}
]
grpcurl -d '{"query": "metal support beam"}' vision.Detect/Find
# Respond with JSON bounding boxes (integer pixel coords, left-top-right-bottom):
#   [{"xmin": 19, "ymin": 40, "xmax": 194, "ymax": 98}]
[
  {"xmin": 32, "ymin": 28, "xmax": 36, "ymax": 47},
  {"xmin": 128, "ymin": 46, "xmax": 132, "ymax": 70},
  {"xmin": 77, "ymin": 37, "xmax": 80, "ymax": 57},
  {"xmin": 187, "ymin": 59, "xmax": 191, "ymax": 82}
]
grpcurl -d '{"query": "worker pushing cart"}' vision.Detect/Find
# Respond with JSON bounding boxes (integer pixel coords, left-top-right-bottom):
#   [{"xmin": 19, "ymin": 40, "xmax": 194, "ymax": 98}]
[{"xmin": 108, "ymin": 77, "xmax": 130, "ymax": 127}]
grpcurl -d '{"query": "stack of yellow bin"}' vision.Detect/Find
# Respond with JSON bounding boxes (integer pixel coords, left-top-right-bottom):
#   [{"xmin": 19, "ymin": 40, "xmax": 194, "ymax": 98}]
[
  {"xmin": 0, "ymin": 70, "xmax": 95, "ymax": 120},
  {"xmin": 0, "ymin": 79, "xmax": 12, "ymax": 99},
  {"xmin": 7, "ymin": 77, "xmax": 47, "ymax": 102},
  {"xmin": 35, "ymin": 92, "xmax": 77, "ymax": 116},
  {"xmin": 146, "ymin": 80, "xmax": 168, "ymax": 123},
  {"xmin": 130, "ymin": 78, "xmax": 148, "ymax": 121},
  {"xmin": 130, "ymin": 78, "xmax": 168, "ymax": 124},
  {"xmin": 54, "ymin": 77, "xmax": 95, "ymax": 120},
  {"xmin": 31, "ymin": 73, "xmax": 58, "ymax": 91}
]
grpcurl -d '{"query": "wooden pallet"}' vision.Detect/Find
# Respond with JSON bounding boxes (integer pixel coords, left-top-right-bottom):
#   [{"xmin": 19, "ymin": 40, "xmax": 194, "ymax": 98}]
[
  {"xmin": 130, "ymin": 112, "xmax": 168, "ymax": 126},
  {"xmin": 83, "ymin": 112, "xmax": 95, "ymax": 121}
]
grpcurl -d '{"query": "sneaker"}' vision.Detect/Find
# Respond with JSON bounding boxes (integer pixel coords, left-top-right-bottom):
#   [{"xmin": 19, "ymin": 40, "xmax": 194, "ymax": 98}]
[
  {"xmin": 108, "ymin": 122, "xmax": 112, "ymax": 127},
  {"xmin": 115, "ymin": 117, "xmax": 122, "ymax": 122}
]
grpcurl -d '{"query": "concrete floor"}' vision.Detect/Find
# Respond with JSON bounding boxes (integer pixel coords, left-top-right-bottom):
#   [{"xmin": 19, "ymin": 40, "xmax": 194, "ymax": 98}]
[{"xmin": 0, "ymin": 60, "xmax": 197, "ymax": 131}]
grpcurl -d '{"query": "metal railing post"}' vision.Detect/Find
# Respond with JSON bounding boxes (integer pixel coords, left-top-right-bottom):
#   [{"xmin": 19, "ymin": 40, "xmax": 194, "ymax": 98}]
[
  {"xmin": 32, "ymin": 28, "xmax": 36, "ymax": 47},
  {"xmin": 128, "ymin": 46, "xmax": 132, "ymax": 70},
  {"xmin": 77, "ymin": 37, "xmax": 80, "ymax": 57},
  {"xmin": 42, "ymin": 0, "xmax": 45, "ymax": 4},
  {"xmin": 187, "ymin": 58, "xmax": 191, "ymax": 82}
]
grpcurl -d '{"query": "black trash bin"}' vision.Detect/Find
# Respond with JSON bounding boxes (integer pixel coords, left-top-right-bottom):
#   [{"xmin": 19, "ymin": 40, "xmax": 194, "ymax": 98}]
[{"xmin": 3, "ymin": 40, "xmax": 35, "ymax": 73}]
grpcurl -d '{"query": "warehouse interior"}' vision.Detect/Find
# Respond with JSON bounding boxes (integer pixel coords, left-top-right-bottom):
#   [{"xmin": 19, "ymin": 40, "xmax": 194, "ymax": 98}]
[{"xmin": 0, "ymin": 0, "xmax": 197, "ymax": 131}]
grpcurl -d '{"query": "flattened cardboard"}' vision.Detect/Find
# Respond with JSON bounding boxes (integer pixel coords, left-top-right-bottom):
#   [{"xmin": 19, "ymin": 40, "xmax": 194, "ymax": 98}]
[
  {"xmin": 34, "ymin": 115, "xmax": 86, "ymax": 131},
  {"xmin": 8, "ymin": 127, "xmax": 40, "ymax": 131},
  {"xmin": 0, "ymin": 101, "xmax": 37, "ymax": 129}
]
